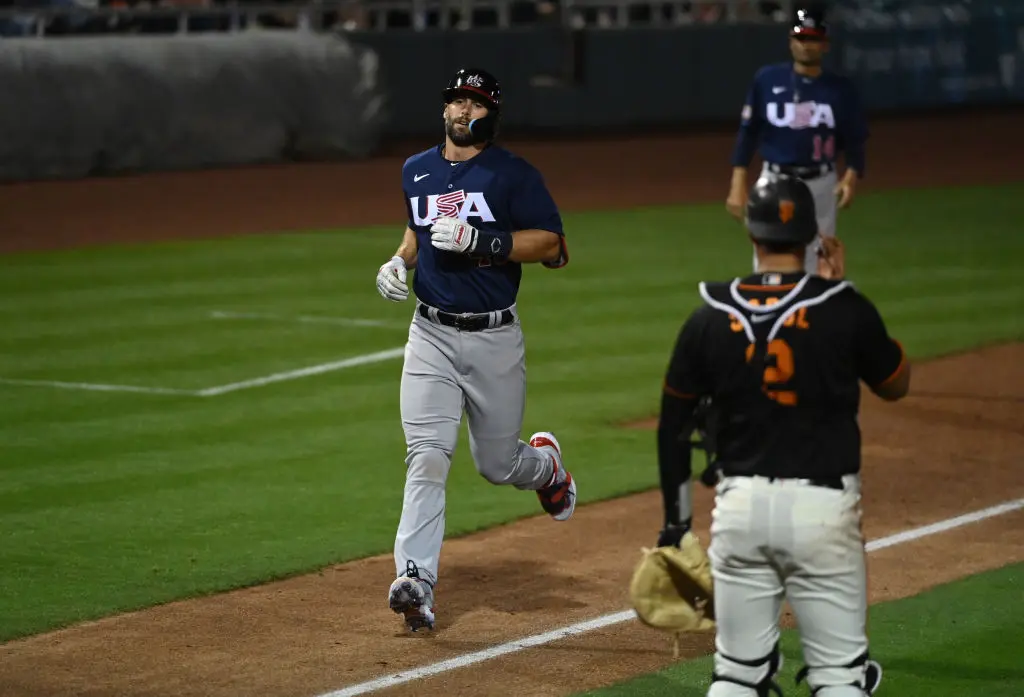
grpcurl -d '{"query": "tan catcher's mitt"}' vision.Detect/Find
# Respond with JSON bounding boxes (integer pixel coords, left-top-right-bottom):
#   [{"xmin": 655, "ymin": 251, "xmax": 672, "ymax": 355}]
[{"xmin": 629, "ymin": 531, "xmax": 715, "ymax": 657}]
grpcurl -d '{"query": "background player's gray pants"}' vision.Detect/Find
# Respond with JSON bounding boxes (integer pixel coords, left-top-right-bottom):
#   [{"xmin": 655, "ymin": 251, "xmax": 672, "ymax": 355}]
[
  {"xmin": 393, "ymin": 305, "xmax": 556, "ymax": 587},
  {"xmin": 754, "ymin": 163, "xmax": 839, "ymax": 275},
  {"xmin": 706, "ymin": 474, "xmax": 872, "ymax": 697}
]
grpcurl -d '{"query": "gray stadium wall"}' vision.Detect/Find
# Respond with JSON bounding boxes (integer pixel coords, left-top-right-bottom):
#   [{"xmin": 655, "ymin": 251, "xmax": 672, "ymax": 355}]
[
  {"xmin": 2, "ymin": 1, "xmax": 1022, "ymax": 181},
  {"xmin": 350, "ymin": 8, "xmax": 1024, "ymax": 138}
]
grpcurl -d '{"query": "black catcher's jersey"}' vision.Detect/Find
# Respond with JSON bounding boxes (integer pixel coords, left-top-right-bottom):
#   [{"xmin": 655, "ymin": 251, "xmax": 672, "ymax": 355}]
[{"xmin": 664, "ymin": 272, "xmax": 905, "ymax": 479}]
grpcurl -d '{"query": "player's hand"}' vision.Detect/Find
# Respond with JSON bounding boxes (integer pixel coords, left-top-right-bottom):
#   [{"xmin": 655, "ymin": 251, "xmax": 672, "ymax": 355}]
[
  {"xmin": 430, "ymin": 216, "xmax": 478, "ymax": 254},
  {"xmin": 725, "ymin": 187, "xmax": 747, "ymax": 221},
  {"xmin": 834, "ymin": 178, "xmax": 856, "ymax": 209},
  {"xmin": 656, "ymin": 519, "xmax": 692, "ymax": 548},
  {"xmin": 816, "ymin": 234, "xmax": 845, "ymax": 280},
  {"xmin": 376, "ymin": 256, "xmax": 408, "ymax": 302}
]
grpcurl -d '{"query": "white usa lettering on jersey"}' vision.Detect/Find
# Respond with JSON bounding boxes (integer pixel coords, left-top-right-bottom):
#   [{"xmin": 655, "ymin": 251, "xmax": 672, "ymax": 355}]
[
  {"xmin": 766, "ymin": 102, "xmax": 836, "ymax": 129},
  {"xmin": 409, "ymin": 190, "xmax": 496, "ymax": 226}
]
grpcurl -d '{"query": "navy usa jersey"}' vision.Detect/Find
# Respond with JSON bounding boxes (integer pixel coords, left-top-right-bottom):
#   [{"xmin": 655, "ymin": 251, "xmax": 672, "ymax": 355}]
[
  {"xmin": 403, "ymin": 144, "xmax": 566, "ymax": 314},
  {"xmin": 731, "ymin": 62, "xmax": 868, "ymax": 174},
  {"xmin": 664, "ymin": 272, "xmax": 905, "ymax": 479}
]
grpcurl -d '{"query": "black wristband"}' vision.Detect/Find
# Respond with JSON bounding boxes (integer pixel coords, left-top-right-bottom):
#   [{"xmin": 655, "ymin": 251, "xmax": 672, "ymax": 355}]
[{"xmin": 471, "ymin": 230, "xmax": 513, "ymax": 261}]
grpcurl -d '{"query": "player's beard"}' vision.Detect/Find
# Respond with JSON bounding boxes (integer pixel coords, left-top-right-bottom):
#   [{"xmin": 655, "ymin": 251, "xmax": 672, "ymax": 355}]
[{"xmin": 445, "ymin": 116, "xmax": 477, "ymax": 146}]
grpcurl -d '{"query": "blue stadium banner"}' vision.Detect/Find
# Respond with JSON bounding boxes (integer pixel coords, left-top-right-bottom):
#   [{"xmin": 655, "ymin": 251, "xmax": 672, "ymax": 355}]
[{"xmin": 830, "ymin": 0, "xmax": 1024, "ymax": 108}]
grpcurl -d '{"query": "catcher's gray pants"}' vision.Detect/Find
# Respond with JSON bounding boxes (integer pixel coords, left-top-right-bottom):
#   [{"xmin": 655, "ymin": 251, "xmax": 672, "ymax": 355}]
[
  {"xmin": 706, "ymin": 474, "xmax": 874, "ymax": 697},
  {"xmin": 753, "ymin": 163, "xmax": 839, "ymax": 275},
  {"xmin": 393, "ymin": 304, "xmax": 555, "ymax": 587}
]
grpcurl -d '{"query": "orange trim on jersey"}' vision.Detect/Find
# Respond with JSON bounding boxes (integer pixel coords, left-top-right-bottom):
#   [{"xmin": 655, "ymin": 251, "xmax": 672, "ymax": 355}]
[
  {"xmin": 737, "ymin": 283, "xmax": 799, "ymax": 291},
  {"xmin": 663, "ymin": 382, "xmax": 696, "ymax": 400},
  {"xmin": 876, "ymin": 340, "xmax": 908, "ymax": 388}
]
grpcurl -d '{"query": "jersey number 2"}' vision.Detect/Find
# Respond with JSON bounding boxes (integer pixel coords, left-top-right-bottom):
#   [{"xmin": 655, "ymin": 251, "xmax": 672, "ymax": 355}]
[{"xmin": 745, "ymin": 339, "xmax": 797, "ymax": 406}]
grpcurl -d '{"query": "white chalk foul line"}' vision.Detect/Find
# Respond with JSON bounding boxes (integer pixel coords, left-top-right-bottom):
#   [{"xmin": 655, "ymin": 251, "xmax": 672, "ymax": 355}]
[
  {"xmin": 864, "ymin": 498, "xmax": 1024, "ymax": 552},
  {"xmin": 322, "ymin": 496, "xmax": 1024, "ymax": 697},
  {"xmin": 0, "ymin": 377, "xmax": 194, "ymax": 396},
  {"xmin": 195, "ymin": 347, "xmax": 406, "ymax": 397},
  {"xmin": 0, "ymin": 347, "xmax": 406, "ymax": 397},
  {"xmin": 327, "ymin": 611, "xmax": 638, "ymax": 697},
  {"xmin": 210, "ymin": 310, "xmax": 406, "ymax": 330}
]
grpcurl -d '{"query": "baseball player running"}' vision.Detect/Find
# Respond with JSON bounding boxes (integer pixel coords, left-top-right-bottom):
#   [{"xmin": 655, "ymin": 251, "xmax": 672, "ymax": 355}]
[
  {"xmin": 726, "ymin": 4, "xmax": 869, "ymax": 274},
  {"xmin": 655, "ymin": 173, "xmax": 910, "ymax": 696},
  {"xmin": 374, "ymin": 67, "xmax": 576, "ymax": 633}
]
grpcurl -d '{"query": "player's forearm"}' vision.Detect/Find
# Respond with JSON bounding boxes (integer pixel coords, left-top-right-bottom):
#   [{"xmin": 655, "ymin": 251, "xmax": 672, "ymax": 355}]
[
  {"xmin": 730, "ymin": 167, "xmax": 748, "ymax": 189},
  {"xmin": 395, "ymin": 226, "xmax": 418, "ymax": 268},
  {"xmin": 509, "ymin": 229, "xmax": 561, "ymax": 264}
]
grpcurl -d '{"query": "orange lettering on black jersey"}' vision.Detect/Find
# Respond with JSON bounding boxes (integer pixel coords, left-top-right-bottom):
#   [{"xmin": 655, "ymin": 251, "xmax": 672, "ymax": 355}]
[
  {"xmin": 745, "ymin": 338, "xmax": 798, "ymax": 406},
  {"xmin": 783, "ymin": 307, "xmax": 811, "ymax": 329},
  {"xmin": 797, "ymin": 307, "xmax": 810, "ymax": 329}
]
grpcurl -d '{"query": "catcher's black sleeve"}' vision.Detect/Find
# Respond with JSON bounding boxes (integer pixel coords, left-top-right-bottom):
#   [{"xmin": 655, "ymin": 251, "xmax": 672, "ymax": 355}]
[
  {"xmin": 657, "ymin": 310, "xmax": 709, "ymax": 526},
  {"xmin": 658, "ymin": 391, "xmax": 697, "ymax": 526},
  {"xmin": 663, "ymin": 307, "xmax": 712, "ymax": 397},
  {"xmin": 853, "ymin": 294, "xmax": 905, "ymax": 388}
]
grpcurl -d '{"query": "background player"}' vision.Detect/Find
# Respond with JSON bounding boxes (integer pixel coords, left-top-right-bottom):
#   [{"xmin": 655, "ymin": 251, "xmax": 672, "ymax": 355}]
[
  {"xmin": 725, "ymin": 4, "xmax": 869, "ymax": 274},
  {"xmin": 655, "ymin": 174, "xmax": 910, "ymax": 695},
  {"xmin": 374, "ymin": 67, "xmax": 576, "ymax": 633}
]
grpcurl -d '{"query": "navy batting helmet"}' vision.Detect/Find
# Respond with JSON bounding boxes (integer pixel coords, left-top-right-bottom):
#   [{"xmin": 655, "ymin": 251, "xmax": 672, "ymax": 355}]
[
  {"xmin": 745, "ymin": 174, "xmax": 818, "ymax": 246},
  {"xmin": 791, "ymin": 4, "xmax": 828, "ymax": 39},
  {"xmin": 442, "ymin": 68, "xmax": 501, "ymax": 143}
]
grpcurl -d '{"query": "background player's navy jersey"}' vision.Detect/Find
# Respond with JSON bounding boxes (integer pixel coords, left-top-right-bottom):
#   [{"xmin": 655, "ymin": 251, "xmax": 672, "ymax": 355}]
[
  {"xmin": 665, "ymin": 273, "xmax": 904, "ymax": 478},
  {"xmin": 403, "ymin": 144, "xmax": 564, "ymax": 314},
  {"xmin": 731, "ymin": 63, "xmax": 868, "ymax": 175}
]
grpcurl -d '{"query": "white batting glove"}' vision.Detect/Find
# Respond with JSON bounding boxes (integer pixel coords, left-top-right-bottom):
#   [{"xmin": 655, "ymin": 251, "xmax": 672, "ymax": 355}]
[
  {"xmin": 430, "ymin": 216, "xmax": 478, "ymax": 254},
  {"xmin": 376, "ymin": 256, "xmax": 408, "ymax": 302}
]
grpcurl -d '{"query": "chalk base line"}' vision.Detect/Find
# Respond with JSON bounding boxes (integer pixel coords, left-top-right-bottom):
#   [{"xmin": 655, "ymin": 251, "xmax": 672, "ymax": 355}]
[
  {"xmin": 0, "ymin": 347, "xmax": 405, "ymax": 397},
  {"xmin": 1, "ymin": 310, "xmax": 409, "ymax": 397},
  {"xmin": 322, "ymin": 497, "xmax": 1024, "ymax": 697}
]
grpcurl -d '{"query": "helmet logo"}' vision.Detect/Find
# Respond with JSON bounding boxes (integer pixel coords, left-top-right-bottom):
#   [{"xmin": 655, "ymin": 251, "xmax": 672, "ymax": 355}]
[
  {"xmin": 465, "ymin": 74, "xmax": 484, "ymax": 88},
  {"xmin": 779, "ymin": 200, "xmax": 795, "ymax": 223}
]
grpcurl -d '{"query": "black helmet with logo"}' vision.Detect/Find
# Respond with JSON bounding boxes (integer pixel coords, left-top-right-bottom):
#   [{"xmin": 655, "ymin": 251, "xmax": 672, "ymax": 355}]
[
  {"xmin": 442, "ymin": 68, "xmax": 502, "ymax": 143},
  {"xmin": 791, "ymin": 4, "xmax": 828, "ymax": 39},
  {"xmin": 745, "ymin": 173, "xmax": 818, "ymax": 246}
]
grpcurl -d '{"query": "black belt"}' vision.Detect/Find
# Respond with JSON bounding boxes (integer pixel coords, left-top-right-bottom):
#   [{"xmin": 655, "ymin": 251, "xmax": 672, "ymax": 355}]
[
  {"xmin": 723, "ymin": 472, "xmax": 845, "ymax": 490},
  {"xmin": 767, "ymin": 162, "xmax": 835, "ymax": 180},
  {"xmin": 417, "ymin": 304, "xmax": 515, "ymax": 332}
]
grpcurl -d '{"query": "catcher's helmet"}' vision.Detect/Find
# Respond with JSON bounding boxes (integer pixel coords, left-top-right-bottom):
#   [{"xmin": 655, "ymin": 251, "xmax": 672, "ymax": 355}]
[
  {"xmin": 745, "ymin": 174, "xmax": 818, "ymax": 246},
  {"xmin": 791, "ymin": 4, "xmax": 828, "ymax": 39},
  {"xmin": 442, "ymin": 68, "xmax": 501, "ymax": 143}
]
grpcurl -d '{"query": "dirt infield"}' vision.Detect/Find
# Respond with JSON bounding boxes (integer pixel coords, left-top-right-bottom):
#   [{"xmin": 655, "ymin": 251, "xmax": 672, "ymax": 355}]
[
  {"xmin": 1, "ymin": 108, "xmax": 1023, "ymax": 697},
  {"xmin": 2, "ymin": 107, "xmax": 1022, "ymax": 253}
]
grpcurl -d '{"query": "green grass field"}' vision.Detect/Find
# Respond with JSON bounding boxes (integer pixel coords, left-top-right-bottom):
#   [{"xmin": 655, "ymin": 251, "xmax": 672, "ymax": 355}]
[
  {"xmin": 576, "ymin": 562, "xmax": 1024, "ymax": 697},
  {"xmin": 1, "ymin": 182, "xmax": 1022, "ymax": 643}
]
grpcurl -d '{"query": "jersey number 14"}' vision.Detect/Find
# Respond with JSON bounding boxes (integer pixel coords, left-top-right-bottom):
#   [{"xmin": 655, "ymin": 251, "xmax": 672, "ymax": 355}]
[{"xmin": 813, "ymin": 134, "xmax": 835, "ymax": 162}]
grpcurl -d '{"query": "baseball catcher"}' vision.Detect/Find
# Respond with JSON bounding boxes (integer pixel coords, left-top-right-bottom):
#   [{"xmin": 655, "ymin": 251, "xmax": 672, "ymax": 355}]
[
  {"xmin": 647, "ymin": 173, "xmax": 907, "ymax": 696},
  {"xmin": 629, "ymin": 230, "xmax": 849, "ymax": 655}
]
